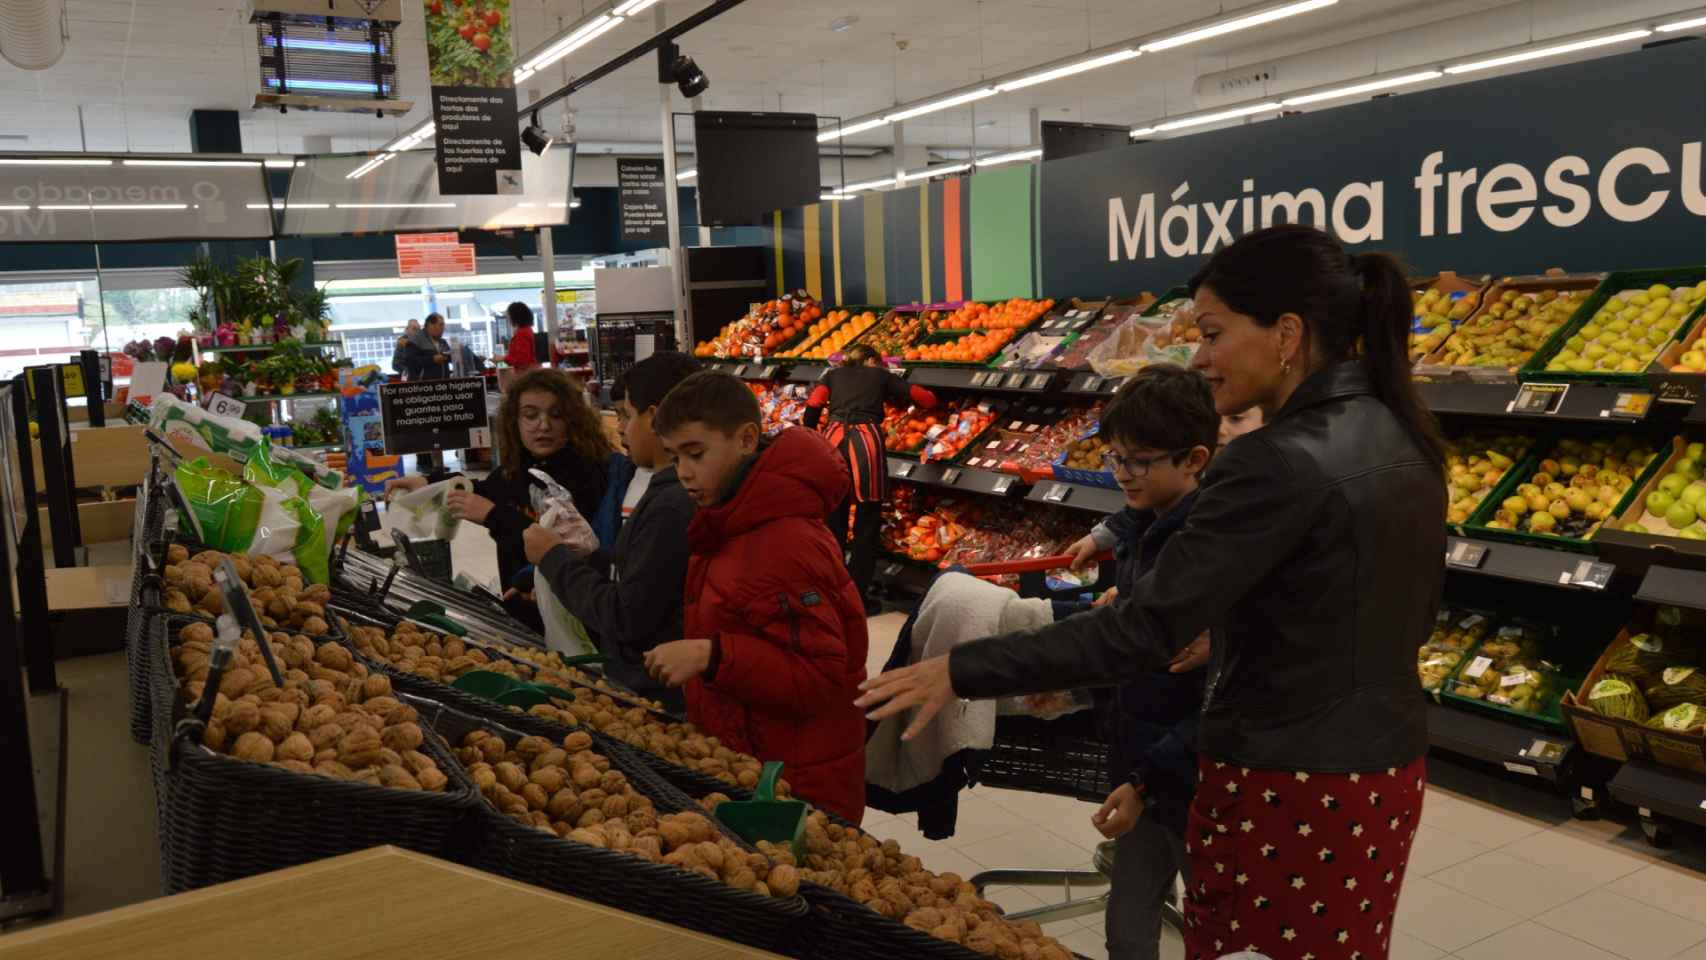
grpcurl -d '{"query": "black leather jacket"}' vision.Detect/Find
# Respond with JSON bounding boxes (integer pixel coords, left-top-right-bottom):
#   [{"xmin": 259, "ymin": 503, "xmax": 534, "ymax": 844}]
[{"xmin": 951, "ymin": 361, "xmax": 1443, "ymax": 772}]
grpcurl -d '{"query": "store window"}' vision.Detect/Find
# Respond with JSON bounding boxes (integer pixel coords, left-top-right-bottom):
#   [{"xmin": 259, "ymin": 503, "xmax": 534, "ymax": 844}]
[{"xmin": 0, "ymin": 276, "xmax": 104, "ymax": 386}]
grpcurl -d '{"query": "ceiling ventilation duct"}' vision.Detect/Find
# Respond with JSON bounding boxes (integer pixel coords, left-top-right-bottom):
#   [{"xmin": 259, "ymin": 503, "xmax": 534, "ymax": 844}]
[{"xmin": 0, "ymin": 0, "xmax": 67, "ymax": 71}]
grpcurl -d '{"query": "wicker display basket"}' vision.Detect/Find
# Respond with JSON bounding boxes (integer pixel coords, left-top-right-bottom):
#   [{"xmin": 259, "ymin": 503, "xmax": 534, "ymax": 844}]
[{"xmin": 146, "ymin": 615, "xmax": 480, "ymax": 894}]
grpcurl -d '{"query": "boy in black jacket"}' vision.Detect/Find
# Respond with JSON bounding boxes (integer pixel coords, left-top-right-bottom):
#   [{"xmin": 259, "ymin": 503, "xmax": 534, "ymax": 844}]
[
  {"xmin": 523, "ymin": 352, "xmax": 701, "ymax": 713},
  {"xmin": 1060, "ymin": 365, "xmax": 1220, "ymax": 960}
]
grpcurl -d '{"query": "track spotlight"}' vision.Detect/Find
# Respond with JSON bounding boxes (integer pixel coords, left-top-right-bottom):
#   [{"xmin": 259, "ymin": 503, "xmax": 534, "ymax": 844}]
[{"xmin": 521, "ymin": 112, "xmax": 551, "ymax": 155}]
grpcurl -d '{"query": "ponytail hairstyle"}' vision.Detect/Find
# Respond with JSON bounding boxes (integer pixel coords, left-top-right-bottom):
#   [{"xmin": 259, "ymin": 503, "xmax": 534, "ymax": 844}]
[
  {"xmin": 841, "ymin": 343, "xmax": 880, "ymax": 367},
  {"xmin": 1188, "ymin": 224, "xmax": 1443, "ymax": 466}
]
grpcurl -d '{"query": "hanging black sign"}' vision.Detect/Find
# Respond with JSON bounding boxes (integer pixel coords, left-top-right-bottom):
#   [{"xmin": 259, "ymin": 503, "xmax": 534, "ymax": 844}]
[
  {"xmin": 425, "ymin": 1, "xmax": 523, "ymax": 195},
  {"xmin": 378, "ymin": 377, "xmax": 492, "ymax": 455},
  {"xmin": 618, "ymin": 157, "xmax": 671, "ymax": 247}
]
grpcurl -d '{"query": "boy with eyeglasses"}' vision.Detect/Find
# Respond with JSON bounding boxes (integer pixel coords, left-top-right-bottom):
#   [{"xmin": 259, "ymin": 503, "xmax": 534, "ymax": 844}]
[{"xmin": 1058, "ymin": 363, "xmax": 1222, "ymax": 960}]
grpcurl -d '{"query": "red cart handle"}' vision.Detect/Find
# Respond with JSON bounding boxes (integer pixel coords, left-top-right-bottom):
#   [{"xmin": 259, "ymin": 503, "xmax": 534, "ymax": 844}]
[{"xmin": 958, "ymin": 549, "xmax": 1113, "ymax": 577}]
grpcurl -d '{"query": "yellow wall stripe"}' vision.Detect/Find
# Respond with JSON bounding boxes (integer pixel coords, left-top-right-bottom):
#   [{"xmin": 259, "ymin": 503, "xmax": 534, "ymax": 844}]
[
  {"xmin": 803, "ymin": 203, "xmax": 823, "ymax": 302},
  {"xmin": 919, "ymin": 186, "xmax": 932, "ymax": 304},
  {"xmin": 772, "ymin": 209, "xmax": 785, "ymax": 296},
  {"xmin": 831, "ymin": 200, "xmax": 844, "ymax": 305},
  {"xmin": 863, "ymin": 193, "xmax": 886, "ymax": 306}
]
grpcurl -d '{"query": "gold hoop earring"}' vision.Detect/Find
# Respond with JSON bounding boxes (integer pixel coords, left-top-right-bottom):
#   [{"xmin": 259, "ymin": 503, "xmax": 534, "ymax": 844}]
[{"xmin": 1280, "ymin": 355, "xmax": 1292, "ymax": 375}]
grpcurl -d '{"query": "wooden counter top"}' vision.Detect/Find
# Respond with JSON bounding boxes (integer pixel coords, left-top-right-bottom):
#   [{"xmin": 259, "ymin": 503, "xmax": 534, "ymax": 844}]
[{"xmin": 0, "ymin": 846, "xmax": 787, "ymax": 959}]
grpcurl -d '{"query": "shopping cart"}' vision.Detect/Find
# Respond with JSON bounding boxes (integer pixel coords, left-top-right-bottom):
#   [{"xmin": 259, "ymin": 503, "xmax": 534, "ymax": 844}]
[{"xmin": 950, "ymin": 551, "xmax": 1184, "ymax": 935}]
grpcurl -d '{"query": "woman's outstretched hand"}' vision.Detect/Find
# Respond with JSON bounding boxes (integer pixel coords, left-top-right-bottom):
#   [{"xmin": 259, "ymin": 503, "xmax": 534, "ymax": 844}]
[
  {"xmin": 1169, "ymin": 631, "xmax": 1211, "ymax": 673},
  {"xmin": 854, "ymin": 654, "xmax": 956, "ymax": 741}
]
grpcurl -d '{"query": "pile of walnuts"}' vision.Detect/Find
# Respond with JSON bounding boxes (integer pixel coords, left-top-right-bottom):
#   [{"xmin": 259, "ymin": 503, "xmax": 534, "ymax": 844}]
[
  {"xmin": 454, "ymin": 727, "xmax": 798, "ymax": 899},
  {"xmin": 738, "ymin": 804, "xmax": 1070, "ymax": 959},
  {"xmin": 524, "ymin": 690, "xmax": 788, "ymax": 797},
  {"xmin": 345, "ymin": 621, "xmax": 526, "ymax": 685},
  {"xmin": 160, "ymin": 546, "xmax": 331, "ymax": 636},
  {"xmin": 170, "ymin": 620, "xmax": 451, "ymax": 792}
]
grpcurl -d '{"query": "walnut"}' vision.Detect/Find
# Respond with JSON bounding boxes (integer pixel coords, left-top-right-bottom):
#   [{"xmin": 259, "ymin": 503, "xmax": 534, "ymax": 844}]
[
  {"xmin": 416, "ymin": 766, "xmax": 448, "ymax": 792},
  {"xmin": 257, "ymin": 706, "xmax": 294, "ymax": 743},
  {"xmin": 232, "ymin": 731, "xmax": 275, "ymax": 762},
  {"xmin": 562, "ymin": 731, "xmax": 593, "ymax": 753},
  {"xmin": 575, "ymin": 808, "xmax": 607, "ymax": 828},
  {"xmin": 568, "ymin": 828, "xmax": 608, "ymax": 848},
  {"xmin": 531, "ymin": 748, "xmax": 567, "ymax": 772},
  {"xmin": 202, "ymin": 719, "xmax": 227, "ymax": 752},
  {"xmin": 314, "ymin": 644, "xmax": 352, "ymax": 672},
  {"xmin": 521, "ymin": 783, "xmax": 549, "ymax": 811},
  {"xmin": 379, "ymin": 764, "xmax": 422, "ymax": 790},
  {"xmin": 224, "ymin": 699, "xmax": 261, "ymax": 736},
  {"xmin": 307, "ymin": 723, "xmax": 345, "ymax": 751},
  {"xmin": 381, "ymin": 722, "xmax": 424, "ymax": 752},
  {"xmin": 570, "ymin": 763, "xmax": 601, "ymax": 790},
  {"xmin": 336, "ymin": 727, "xmax": 383, "ymax": 769},
  {"xmin": 529, "ymin": 766, "xmax": 567, "ymax": 794},
  {"xmin": 494, "ymin": 761, "xmax": 528, "ymax": 792}
]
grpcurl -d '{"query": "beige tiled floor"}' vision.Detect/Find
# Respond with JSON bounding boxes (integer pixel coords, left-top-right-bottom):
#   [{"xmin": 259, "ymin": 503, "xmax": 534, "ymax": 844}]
[{"xmin": 861, "ymin": 611, "xmax": 1706, "ymax": 960}]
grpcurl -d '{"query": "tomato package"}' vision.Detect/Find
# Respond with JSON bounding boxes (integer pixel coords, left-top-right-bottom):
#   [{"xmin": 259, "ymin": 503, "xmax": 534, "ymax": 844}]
[{"xmin": 694, "ymin": 291, "xmax": 823, "ymax": 358}]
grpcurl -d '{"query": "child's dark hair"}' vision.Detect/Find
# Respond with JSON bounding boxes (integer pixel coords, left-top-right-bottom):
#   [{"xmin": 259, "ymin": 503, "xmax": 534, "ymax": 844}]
[
  {"xmin": 1189, "ymin": 224, "xmax": 1444, "ymax": 466},
  {"xmin": 652, "ymin": 370, "xmax": 761, "ymax": 437},
  {"xmin": 613, "ymin": 351, "xmax": 702, "ymax": 411},
  {"xmin": 506, "ymin": 301, "xmax": 535, "ymax": 328},
  {"xmin": 841, "ymin": 343, "xmax": 879, "ymax": 367},
  {"xmin": 1100, "ymin": 363, "xmax": 1219, "ymax": 460}
]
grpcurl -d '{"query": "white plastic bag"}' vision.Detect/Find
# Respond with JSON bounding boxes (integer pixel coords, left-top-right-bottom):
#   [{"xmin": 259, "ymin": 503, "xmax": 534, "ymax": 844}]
[
  {"xmin": 534, "ymin": 570, "xmax": 599, "ymax": 657},
  {"xmin": 389, "ymin": 477, "xmax": 470, "ymax": 541}
]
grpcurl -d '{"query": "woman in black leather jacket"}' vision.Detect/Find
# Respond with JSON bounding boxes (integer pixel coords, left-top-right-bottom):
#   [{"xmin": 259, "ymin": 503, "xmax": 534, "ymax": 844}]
[{"xmin": 860, "ymin": 225, "xmax": 1445, "ymax": 960}]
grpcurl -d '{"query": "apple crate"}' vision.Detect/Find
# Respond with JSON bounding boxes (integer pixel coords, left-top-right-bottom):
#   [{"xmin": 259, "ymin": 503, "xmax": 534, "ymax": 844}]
[
  {"xmin": 1562, "ymin": 626, "xmax": 1706, "ymax": 775},
  {"xmin": 1409, "ymin": 271, "xmax": 1493, "ymax": 365},
  {"xmin": 1597, "ymin": 437, "xmax": 1706, "ymax": 574},
  {"xmin": 1463, "ymin": 432, "xmax": 1668, "ymax": 554},
  {"xmin": 1523, "ymin": 265, "xmax": 1706, "ymax": 383},
  {"xmin": 1415, "ymin": 270, "xmax": 1605, "ymax": 382}
]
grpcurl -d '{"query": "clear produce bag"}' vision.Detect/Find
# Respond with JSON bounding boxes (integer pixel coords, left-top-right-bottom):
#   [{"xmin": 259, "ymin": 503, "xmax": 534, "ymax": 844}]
[
  {"xmin": 174, "ymin": 456, "xmax": 328, "ymax": 581},
  {"xmin": 528, "ymin": 469, "xmax": 600, "ymax": 657},
  {"xmin": 389, "ymin": 477, "xmax": 471, "ymax": 542}
]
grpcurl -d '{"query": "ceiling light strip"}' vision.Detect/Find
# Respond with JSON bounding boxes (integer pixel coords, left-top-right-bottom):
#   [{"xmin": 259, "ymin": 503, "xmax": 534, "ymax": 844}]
[
  {"xmin": 1280, "ymin": 70, "xmax": 1442, "ymax": 106},
  {"xmin": 816, "ymin": 116, "xmax": 892, "ymax": 143},
  {"xmin": 1657, "ymin": 14, "xmax": 1706, "ymax": 31},
  {"xmin": 884, "ymin": 88, "xmax": 997, "ymax": 123},
  {"xmin": 975, "ymin": 147, "xmax": 1043, "ymax": 167},
  {"xmin": 676, "ymin": 168, "xmax": 697, "ymax": 181},
  {"xmin": 1442, "ymin": 29, "xmax": 1652, "ymax": 74},
  {"xmin": 1132, "ymin": 101, "xmax": 1283, "ymax": 136},
  {"xmin": 1140, "ymin": 0, "xmax": 1339, "ymax": 52},
  {"xmin": 994, "ymin": 48, "xmax": 1141, "ymax": 92},
  {"xmin": 898, "ymin": 162, "xmax": 970, "ymax": 182}
]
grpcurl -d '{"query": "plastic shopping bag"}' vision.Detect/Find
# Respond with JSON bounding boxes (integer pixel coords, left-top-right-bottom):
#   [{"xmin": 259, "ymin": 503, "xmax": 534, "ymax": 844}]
[
  {"xmin": 534, "ymin": 570, "xmax": 599, "ymax": 657},
  {"xmin": 174, "ymin": 457, "xmax": 304, "ymax": 571},
  {"xmin": 529, "ymin": 468, "xmax": 600, "ymax": 557},
  {"xmin": 389, "ymin": 477, "xmax": 471, "ymax": 542}
]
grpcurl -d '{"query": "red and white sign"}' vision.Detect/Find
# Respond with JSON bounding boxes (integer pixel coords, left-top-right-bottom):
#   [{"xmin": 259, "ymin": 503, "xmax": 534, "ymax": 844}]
[{"xmin": 396, "ymin": 232, "xmax": 477, "ymax": 278}]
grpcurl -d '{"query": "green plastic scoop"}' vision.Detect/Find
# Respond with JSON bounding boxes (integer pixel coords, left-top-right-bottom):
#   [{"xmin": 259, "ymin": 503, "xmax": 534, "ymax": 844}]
[
  {"xmin": 451, "ymin": 670, "xmax": 576, "ymax": 709},
  {"xmin": 712, "ymin": 761, "xmax": 807, "ymax": 863},
  {"xmin": 404, "ymin": 600, "xmax": 468, "ymax": 637}
]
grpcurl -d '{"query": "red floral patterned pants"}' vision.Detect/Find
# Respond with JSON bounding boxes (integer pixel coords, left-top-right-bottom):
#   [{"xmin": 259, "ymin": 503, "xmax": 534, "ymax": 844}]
[{"xmin": 1181, "ymin": 755, "xmax": 1426, "ymax": 960}]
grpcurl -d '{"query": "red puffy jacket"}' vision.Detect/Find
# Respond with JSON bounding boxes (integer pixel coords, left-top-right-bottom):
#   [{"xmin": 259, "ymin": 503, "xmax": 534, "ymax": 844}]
[{"xmin": 682, "ymin": 427, "xmax": 869, "ymax": 824}]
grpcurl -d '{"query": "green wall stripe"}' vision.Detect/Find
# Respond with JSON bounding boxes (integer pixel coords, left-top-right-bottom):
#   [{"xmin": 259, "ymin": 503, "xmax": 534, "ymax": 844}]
[{"xmin": 968, "ymin": 165, "xmax": 1035, "ymax": 300}]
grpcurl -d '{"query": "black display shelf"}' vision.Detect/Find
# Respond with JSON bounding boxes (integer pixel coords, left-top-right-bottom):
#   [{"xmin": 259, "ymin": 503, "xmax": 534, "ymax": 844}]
[
  {"xmin": 1062, "ymin": 372, "xmax": 1127, "ymax": 397},
  {"xmin": 874, "ymin": 556, "xmax": 937, "ymax": 597},
  {"xmin": 906, "ymin": 367, "xmax": 1058, "ymax": 393},
  {"xmin": 1606, "ymin": 760, "xmax": 1706, "ymax": 839},
  {"xmin": 1426, "ymin": 701, "xmax": 1574, "ymax": 783},
  {"xmin": 887, "ymin": 457, "xmax": 1020, "ymax": 497},
  {"xmin": 725, "ymin": 362, "xmax": 785, "ymax": 381},
  {"xmin": 786, "ymin": 363, "xmax": 828, "ymax": 383},
  {"xmin": 1417, "ymin": 379, "xmax": 1654, "ymax": 423},
  {"xmin": 1634, "ymin": 564, "xmax": 1706, "ymax": 612},
  {"xmin": 1444, "ymin": 536, "xmax": 1614, "ymax": 590},
  {"xmin": 1024, "ymin": 479, "xmax": 1127, "ymax": 514}
]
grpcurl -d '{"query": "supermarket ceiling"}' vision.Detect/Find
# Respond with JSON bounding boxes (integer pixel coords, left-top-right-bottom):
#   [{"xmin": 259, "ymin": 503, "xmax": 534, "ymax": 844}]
[{"xmin": 0, "ymin": 0, "xmax": 1699, "ymax": 157}]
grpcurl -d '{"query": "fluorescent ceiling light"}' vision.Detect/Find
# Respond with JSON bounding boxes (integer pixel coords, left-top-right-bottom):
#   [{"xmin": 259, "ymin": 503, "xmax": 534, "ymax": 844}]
[
  {"xmin": 265, "ymin": 77, "xmax": 381, "ymax": 93},
  {"xmin": 884, "ymin": 87, "xmax": 997, "ymax": 123},
  {"xmin": 820, "ymin": 193, "xmax": 852, "ymax": 201},
  {"xmin": 335, "ymin": 202, "xmax": 458, "ymax": 209},
  {"xmin": 522, "ymin": 14, "xmax": 620, "ymax": 73},
  {"xmin": 263, "ymin": 159, "xmax": 300, "ymax": 169},
  {"xmin": 1142, "ymin": 0, "xmax": 1338, "ymax": 52},
  {"xmin": 261, "ymin": 36, "xmax": 377, "ymax": 54},
  {"xmin": 0, "ymin": 204, "xmax": 25, "ymax": 210},
  {"xmin": 899, "ymin": 162, "xmax": 970, "ymax": 182},
  {"xmin": 545, "ymin": 200, "xmax": 583, "ymax": 208},
  {"xmin": 676, "ymin": 168, "xmax": 697, "ymax": 181},
  {"xmin": 1444, "ymin": 29, "xmax": 1651, "ymax": 74},
  {"xmin": 1658, "ymin": 14, "xmax": 1706, "ymax": 31},
  {"xmin": 995, "ymin": 48, "xmax": 1140, "ymax": 92},
  {"xmin": 844, "ymin": 177, "xmax": 895, "ymax": 192},
  {"xmin": 40, "ymin": 203, "xmax": 190, "ymax": 210},
  {"xmin": 247, "ymin": 202, "xmax": 330, "ymax": 210},
  {"xmin": 612, "ymin": 0, "xmax": 659, "ymax": 14},
  {"xmin": 1132, "ymin": 101, "xmax": 1282, "ymax": 136},
  {"xmin": 0, "ymin": 158, "xmax": 112, "ymax": 166},
  {"xmin": 976, "ymin": 147, "xmax": 1043, "ymax": 167},
  {"xmin": 123, "ymin": 159, "xmax": 262, "ymax": 167},
  {"xmin": 816, "ymin": 117, "xmax": 890, "ymax": 143},
  {"xmin": 1281, "ymin": 70, "xmax": 1442, "ymax": 105}
]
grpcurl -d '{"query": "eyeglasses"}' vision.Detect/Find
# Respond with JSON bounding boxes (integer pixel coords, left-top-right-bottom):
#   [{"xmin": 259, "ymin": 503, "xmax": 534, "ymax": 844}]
[{"xmin": 1102, "ymin": 448, "xmax": 1192, "ymax": 477}]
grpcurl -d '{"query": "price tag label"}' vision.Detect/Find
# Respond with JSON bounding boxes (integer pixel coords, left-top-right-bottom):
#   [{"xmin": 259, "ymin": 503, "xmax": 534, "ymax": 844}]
[
  {"xmin": 970, "ymin": 372, "xmax": 990, "ymax": 387},
  {"xmin": 759, "ymin": 365, "xmax": 778, "ymax": 379},
  {"xmin": 1028, "ymin": 373, "xmax": 1051, "ymax": 390},
  {"xmin": 1005, "ymin": 373, "xmax": 1028, "ymax": 389},
  {"xmin": 732, "ymin": 364, "xmax": 748, "ymax": 378},
  {"xmin": 1082, "ymin": 375, "xmax": 1103, "ymax": 392},
  {"xmin": 206, "ymin": 392, "xmax": 248, "ymax": 420},
  {"xmin": 941, "ymin": 467, "xmax": 962, "ymax": 485},
  {"xmin": 1657, "ymin": 380, "xmax": 1699, "ymax": 406},
  {"xmin": 1502, "ymin": 761, "xmax": 1541, "ymax": 777},
  {"xmin": 1464, "ymin": 656, "xmax": 1493, "ymax": 679},
  {"xmin": 1508, "ymin": 382, "xmax": 1568, "ymax": 415},
  {"xmin": 1445, "ymin": 540, "xmax": 1488, "ymax": 569},
  {"xmin": 1108, "ymin": 377, "xmax": 1128, "ymax": 393},
  {"xmin": 992, "ymin": 476, "xmax": 1015, "ymax": 494},
  {"xmin": 1571, "ymin": 559, "xmax": 1614, "ymax": 590},
  {"xmin": 1044, "ymin": 483, "xmax": 1071, "ymax": 503},
  {"xmin": 1606, "ymin": 391, "xmax": 1652, "ymax": 419},
  {"xmin": 1527, "ymin": 739, "xmax": 1566, "ymax": 764},
  {"xmin": 894, "ymin": 461, "xmax": 914, "ymax": 478},
  {"xmin": 883, "ymin": 563, "xmax": 903, "ymax": 577}
]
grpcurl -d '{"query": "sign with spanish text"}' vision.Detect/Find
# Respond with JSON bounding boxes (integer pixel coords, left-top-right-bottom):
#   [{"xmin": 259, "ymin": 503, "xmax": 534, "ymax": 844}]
[
  {"xmin": 618, "ymin": 157, "xmax": 670, "ymax": 247},
  {"xmin": 1037, "ymin": 42, "xmax": 1706, "ymax": 295},
  {"xmin": 378, "ymin": 376, "xmax": 490, "ymax": 455},
  {"xmin": 396, "ymin": 231, "xmax": 477, "ymax": 278},
  {"xmin": 425, "ymin": 0, "xmax": 522, "ymax": 195}
]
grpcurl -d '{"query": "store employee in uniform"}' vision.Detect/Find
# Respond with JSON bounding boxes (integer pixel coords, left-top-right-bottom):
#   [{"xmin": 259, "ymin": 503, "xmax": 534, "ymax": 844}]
[{"xmin": 804, "ymin": 343, "xmax": 938, "ymax": 610}]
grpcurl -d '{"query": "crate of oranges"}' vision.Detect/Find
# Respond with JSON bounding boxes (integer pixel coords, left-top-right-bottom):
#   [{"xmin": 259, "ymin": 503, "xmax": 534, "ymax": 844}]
[
  {"xmin": 777, "ymin": 308, "xmax": 881, "ymax": 360},
  {"xmin": 692, "ymin": 292, "xmax": 823, "ymax": 359}
]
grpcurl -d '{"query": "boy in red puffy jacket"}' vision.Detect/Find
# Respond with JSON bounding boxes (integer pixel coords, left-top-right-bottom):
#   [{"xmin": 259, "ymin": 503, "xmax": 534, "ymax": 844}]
[{"xmin": 643, "ymin": 370, "xmax": 869, "ymax": 823}]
